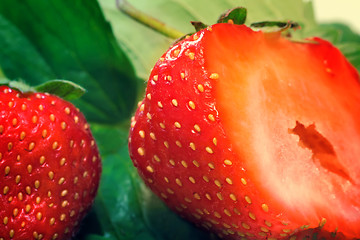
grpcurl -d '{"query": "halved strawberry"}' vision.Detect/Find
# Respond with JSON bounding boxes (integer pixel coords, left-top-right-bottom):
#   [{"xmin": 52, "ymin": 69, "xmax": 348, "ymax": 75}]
[{"xmin": 129, "ymin": 21, "xmax": 360, "ymax": 239}]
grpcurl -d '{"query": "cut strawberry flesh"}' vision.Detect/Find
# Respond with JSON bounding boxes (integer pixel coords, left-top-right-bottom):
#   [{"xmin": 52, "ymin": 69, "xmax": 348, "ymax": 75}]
[{"xmin": 204, "ymin": 24, "xmax": 360, "ymax": 237}]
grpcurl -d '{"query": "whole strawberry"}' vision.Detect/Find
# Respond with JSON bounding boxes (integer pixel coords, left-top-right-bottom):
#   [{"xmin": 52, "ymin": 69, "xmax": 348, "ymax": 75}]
[
  {"xmin": 0, "ymin": 85, "xmax": 101, "ymax": 240},
  {"xmin": 129, "ymin": 9, "xmax": 360, "ymax": 240}
]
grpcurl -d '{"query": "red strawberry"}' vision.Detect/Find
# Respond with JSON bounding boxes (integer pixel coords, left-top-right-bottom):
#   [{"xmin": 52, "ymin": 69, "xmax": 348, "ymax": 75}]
[
  {"xmin": 128, "ymin": 21, "xmax": 360, "ymax": 240},
  {"xmin": 0, "ymin": 86, "xmax": 101, "ymax": 240}
]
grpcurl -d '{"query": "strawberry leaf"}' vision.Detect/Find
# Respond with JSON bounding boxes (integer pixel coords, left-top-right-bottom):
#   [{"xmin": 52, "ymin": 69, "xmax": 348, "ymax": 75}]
[
  {"xmin": 217, "ymin": 7, "xmax": 247, "ymax": 25},
  {"xmin": 0, "ymin": 0, "xmax": 138, "ymax": 124},
  {"xmin": 35, "ymin": 80, "xmax": 86, "ymax": 101}
]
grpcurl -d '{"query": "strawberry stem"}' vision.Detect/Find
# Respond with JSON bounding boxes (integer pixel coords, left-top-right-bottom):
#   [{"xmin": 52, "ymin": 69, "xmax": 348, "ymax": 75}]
[{"xmin": 116, "ymin": 0, "xmax": 185, "ymax": 39}]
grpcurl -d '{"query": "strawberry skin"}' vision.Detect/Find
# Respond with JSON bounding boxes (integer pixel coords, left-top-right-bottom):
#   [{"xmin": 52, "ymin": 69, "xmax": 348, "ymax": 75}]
[
  {"xmin": 0, "ymin": 86, "xmax": 101, "ymax": 240},
  {"xmin": 129, "ymin": 23, "xmax": 360, "ymax": 240}
]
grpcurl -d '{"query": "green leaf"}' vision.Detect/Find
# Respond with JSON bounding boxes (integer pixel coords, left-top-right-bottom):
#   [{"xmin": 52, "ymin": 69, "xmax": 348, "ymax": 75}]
[
  {"xmin": 0, "ymin": 0, "xmax": 138, "ymax": 123},
  {"xmin": 35, "ymin": 80, "xmax": 86, "ymax": 101},
  {"xmin": 217, "ymin": 7, "xmax": 247, "ymax": 25},
  {"xmin": 99, "ymin": 0, "xmax": 316, "ymax": 81}
]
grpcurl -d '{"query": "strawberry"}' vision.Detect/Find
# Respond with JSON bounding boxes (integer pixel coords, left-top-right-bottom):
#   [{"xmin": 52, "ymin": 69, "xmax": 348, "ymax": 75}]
[
  {"xmin": 0, "ymin": 85, "xmax": 101, "ymax": 240},
  {"xmin": 128, "ymin": 14, "xmax": 360, "ymax": 240}
]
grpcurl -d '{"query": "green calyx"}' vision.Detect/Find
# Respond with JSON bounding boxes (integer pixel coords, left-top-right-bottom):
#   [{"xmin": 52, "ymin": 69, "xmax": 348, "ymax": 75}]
[{"xmin": 0, "ymin": 79, "xmax": 86, "ymax": 101}]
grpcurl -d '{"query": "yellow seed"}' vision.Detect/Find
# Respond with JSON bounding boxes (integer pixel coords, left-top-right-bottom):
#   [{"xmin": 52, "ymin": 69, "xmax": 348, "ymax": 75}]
[
  {"xmin": 3, "ymin": 217, "xmax": 8, "ymax": 225},
  {"xmin": 197, "ymin": 84, "xmax": 204, "ymax": 92},
  {"xmin": 206, "ymin": 147, "xmax": 213, "ymax": 154},
  {"xmin": 52, "ymin": 141, "xmax": 58, "ymax": 149},
  {"xmin": 166, "ymin": 75, "xmax": 172, "ymax": 81},
  {"xmin": 171, "ymin": 99, "xmax": 178, "ymax": 107},
  {"xmin": 15, "ymin": 175, "xmax": 21, "ymax": 184},
  {"xmin": 205, "ymin": 193, "xmax": 212, "ymax": 200},
  {"xmin": 193, "ymin": 193, "xmax": 201, "ymax": 200},
  {"xmin": 34, "ymin": 180, "xmax": 40, "ymax": 189},
  {"xmin": 13, "ymin": 208, "xmax": 19, "ymax": 217},
  {"xmin": 25, "ymin": 186, "xmax": 31, "ymax": 195},
  {"xmin": 164, "ymin": 141, "xmax": 169, "ymax": 148},
  {"xmin": 229, "ymin": 193, "xmax": 237, "ymax": 201},
  {"xmin": 58, "ymin": 177, "xmax": 65, "ymax": 185},
  {"xmin": 146, "ymin": 112, "xmax": 152, "ymax": 120},
  {"xmin": 208, "ymin": 114, "xmax": 215, "ymax": 122},
  {"xmin": 224, "ymin": 159, "xmax": 233, "ymax": 166},
  {"xmin": 169, "ymin": 159, "xmax": 175, "ymax": 166},
  {"xmin": 153, "ymin": 75, "xmax": 158, "ymax": 81},
  {"xmin": 49, "ymin": 114, "xmax": 55, "ymax": 122},
  {"xmin": 225, "ymin": 178, "xmax": 233, "ymax": 185},
  {"xmin": 139, "ymin": 130, "xmax": 145, "ymax": 138},
  {"xmin": 208, "ymin": 163, "xmax": 215, "ymax": 169},
  {"xmin": 74, "ymin": 116, "xmax": 79, "ymax": 123},
  {"xmin": 50, "ymin": 218, "xmax": 56, "ymax": 225},
  {"xmin": 188, "ymin": 101, "xmax": 195, "ymax": 110},
  {"xmin": 146, "ymin": 165, "xmax": 154, "ymax": 173},
  {"xmin": 174, "ymin": 122, "xmax": 181, "ymax": 128},
  {"xmin": 214, "ymin": 179, "xmax": 221, "ymax": 188},
  {"xmin": 21, "ymin": 104, "xmax": 27, "ymax": 110},
  {"xmin": 48, "ymin": 171, "xmax": 54, "ymax": 180},
  {"xmin": 64, "ymin": 107, "xmax": 71, "ymax": 114},
  {"xmin": 157, "ymin": 101, "xmax": 163, "ymax": 108},
  {"xmin": 175, "ymin": 178, "xmax": 182, "ymax": 186},
  {"xmin": 319, "ymin": 218, "xmax": 327, "ymax": 227},
  {"xmin": 12, "ymin": 118, "xmax": 18, "ymax": 126},
  {"xmin": 189, "ymin": 142, "xmax": 196, "ymax": 150},
  {"xmin": 216, "ymin": 192, "xmax": 223, "ymax": 200},
  {"xmin": 175, "ymin": 141, "xmax": 182, "ymax": 147},
  {"xmin": 265, "ymin": 220, "xmax": 272, "ymax": 227},
  {"xmin": 194, "ymin": 124, "xmax": 201, "ymax": 132},
  {"xmin": 150, "ymin": 132, "xmax": 156, "ymax": 140},
  {"xmin": 188, "ymin": 52, "xmax": 195, "ymax": 60},
  {"xmin": 137, "ymin": 147, "xmax": 145, "ymax": 156},
  {"xmin": 146, "ymin": 93, "xmax": 151, "ymax": 100},
  {"xmin": 173, "ymin": 49, "xmax": 180, "ymax": 57},
  {"xmin": 192, "ymin": 160, "xmax": 200, "ymax": 167},
  {"xmin": 203, "ymin": 176, "xmax": 209, "ymax": 182},
  {"xmin": 245, "ymin": 196, "xmax": 252, "ymax": 204},
  {"xmin": 153, "ymin": 155, "xmax": 161, "ymax": 162},
  {"xmin": 9, "ymin": 229, "xmax": 14, "ymax": 238},
  {"xmin": 3, "ymin": 186, "xmax": 9, "ymax": 194},
  {"xmin": 214, "ymin": 212, "xmax": 221, "ymax": 218},
  {"xmin": 159, "ymin": 122, "xmax": 165, "ymax": 129},
  {"xmin": 209, "ymin": 73, "xmax": 219, "ymax": 80},
  {"xmin": 181, "ymin": 161, "xmax": 188, "ymax": 168},
  {"xmin": 249, "ymin": 212, "xmax": 256, "ymax": 220},
  {"xmin": 241, "ymin": 178, "xmax": 247, "ymax": 185},
  {"xmin": 61, "ymin": 122, "xmax": 67, "ymax": 130},
  {"xmin": 233, "ymin": 208, "xmax": 241, "ymax": 216},
  {"xmin": 189, "ymin": 176, "xmax": 196, "ymax": 184},
  {"xmin": 42, "ymin": 129, "xmax": 47, "ymax": 138},
  {"xmin": 4, "ymin": 166, "xmax": 10, "ymax": 175},
  {"xmin": 242, "ymin": 222, "xmax": 250, "ymax": 230},
  {"xmin": 61, "ymin": 200, "xmax": 69, "ymax": 207},
  {"xmin": 262, "ymin": 203, "xmax": 269, "ymax": 212},
  {"xmin": 180, "ymin": 72, "xmax": 185, "ymax": 79},
  {"xmin": 60, "ymin": 214, "xmax": 66, "ymax": 221},
  {"xmin": 39, "ymin": 156, "xmax": 46, "ymax": 164},
  {"xmin": 27, "ymin": 165, "xmax": 32, "ymax": 173},
  {"xmin": 61, "ymin": 190, "xmax": 68, "ymax": 197},
  {"xmin": 36, "ymin": 212, "xmax": 42, "ymax": 220},
  {"xmin": 8, "ymin": 142, "xmax": 13, "ymax": 151},
  {"xmin": 224, "ymin": 209, "xmax": 232, "ymax": 217}
]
